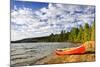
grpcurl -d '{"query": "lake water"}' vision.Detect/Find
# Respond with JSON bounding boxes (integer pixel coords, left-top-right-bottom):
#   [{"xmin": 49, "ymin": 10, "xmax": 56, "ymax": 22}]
[{"xmin": 11, "ymin": 42, "xmax": 79, "ymax": 66}]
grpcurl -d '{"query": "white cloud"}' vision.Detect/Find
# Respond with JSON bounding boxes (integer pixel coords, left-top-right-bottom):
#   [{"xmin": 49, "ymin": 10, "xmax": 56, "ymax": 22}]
[{"xmin": 11, "ymin": 3, "xmax": 95, "ymax": 41}]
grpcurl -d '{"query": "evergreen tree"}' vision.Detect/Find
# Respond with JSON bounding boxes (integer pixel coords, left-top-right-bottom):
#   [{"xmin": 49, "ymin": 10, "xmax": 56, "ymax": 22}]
[
  {"xmin": 77, "ymin": 26, "xmax": 83, "ymax": 42},
  {"xmin": 69, "ymin": 27, "xmax": 79, "ymax": 42},
  {"xmin": 91, "ymin": 22, "xmax": 95, "ymax": 41},
  {"xmin": 84, "ymin": 23, "xmax": 90, "ymax": 42}
]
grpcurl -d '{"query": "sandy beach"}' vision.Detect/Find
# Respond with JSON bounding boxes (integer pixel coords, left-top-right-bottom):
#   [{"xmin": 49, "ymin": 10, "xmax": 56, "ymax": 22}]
[
  {"xmin": 35, "ymin": 52, "xmax": 95, "ymax": 65},
  {"xmin": 11, "ymin": 41, "xmax": 95, "ymax": 66},
  {"xmin": 36, "ymin": 41, "xmax": 95, "ymax": 64}
]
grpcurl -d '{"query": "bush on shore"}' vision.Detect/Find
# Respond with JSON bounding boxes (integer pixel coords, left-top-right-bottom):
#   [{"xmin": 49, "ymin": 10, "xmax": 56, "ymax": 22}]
[{"xmin": 82, "ymin": 41, "xmax": 95, "ymax": 52}]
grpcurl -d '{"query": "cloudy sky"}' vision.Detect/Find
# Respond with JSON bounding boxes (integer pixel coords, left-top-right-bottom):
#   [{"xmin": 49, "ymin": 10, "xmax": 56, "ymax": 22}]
[{"xmin": 11, "ymin": 0, "xmax": 95, "ymax": 41}]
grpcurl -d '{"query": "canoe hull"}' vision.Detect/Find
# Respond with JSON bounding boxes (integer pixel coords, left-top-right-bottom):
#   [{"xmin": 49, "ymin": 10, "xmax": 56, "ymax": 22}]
[{"xmin": 55, "ymin": 45, "xmax": 85, "ymax": 55}]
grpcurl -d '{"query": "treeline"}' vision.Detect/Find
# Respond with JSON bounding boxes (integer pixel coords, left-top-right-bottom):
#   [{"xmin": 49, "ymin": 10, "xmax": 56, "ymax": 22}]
[
  {"xmin": 11, "ymin": 23, "xmax": 95, "ymax": 43},
  {"xmin": 42, "ymin": 23, "xmax": 95, "ymax": 43}
]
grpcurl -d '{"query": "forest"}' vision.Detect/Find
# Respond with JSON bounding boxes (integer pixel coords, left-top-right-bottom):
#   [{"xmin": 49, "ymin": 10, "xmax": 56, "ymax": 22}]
[{"xmin": 40, "ymin": 22, "xmax": 95, "ymax": 43}]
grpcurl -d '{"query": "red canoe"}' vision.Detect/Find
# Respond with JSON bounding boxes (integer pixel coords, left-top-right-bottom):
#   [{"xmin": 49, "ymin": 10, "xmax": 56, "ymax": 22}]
[{"xmin": 55, "ymin": 45, "xmax": 86, "ymax": 55}]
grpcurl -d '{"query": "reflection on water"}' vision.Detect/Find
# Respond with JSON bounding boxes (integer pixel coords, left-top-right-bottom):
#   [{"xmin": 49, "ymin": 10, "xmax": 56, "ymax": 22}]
[{"xmin": 11, "ymin": 42, "xmax": 79, "ymax": 66}]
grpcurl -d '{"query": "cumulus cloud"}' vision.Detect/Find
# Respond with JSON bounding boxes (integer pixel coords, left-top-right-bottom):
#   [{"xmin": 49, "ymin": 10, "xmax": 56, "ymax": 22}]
[{"xmin": 11, "ymin": 3, "xmax": 95, "ymax": 41}]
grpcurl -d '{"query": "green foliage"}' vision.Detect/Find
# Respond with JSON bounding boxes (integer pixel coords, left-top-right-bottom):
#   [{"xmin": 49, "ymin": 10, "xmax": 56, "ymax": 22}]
[
  {"xmin": 83, "ymin": 23, "xmax": 91, "ymax": 42},
  {"xmin": 91, "ymin": 22, "xmax": 95, "ymax": 41},
  {"xmin": 77, "ymin": 26, "xmax": 83, "ymax": 42}
]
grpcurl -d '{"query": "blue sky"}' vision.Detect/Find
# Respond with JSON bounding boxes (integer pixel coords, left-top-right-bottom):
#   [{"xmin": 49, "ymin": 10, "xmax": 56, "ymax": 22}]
[
  {"xmin": 11, "ymin": 0, "xmax": 95, "ymax": 41},
  {"xmin": 11, "ymin": 0, "xmax": 48, "ymax": 11}
]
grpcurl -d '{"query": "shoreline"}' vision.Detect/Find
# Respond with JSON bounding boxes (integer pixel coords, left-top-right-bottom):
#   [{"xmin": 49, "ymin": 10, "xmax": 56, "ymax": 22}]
[
  {"xmin": 35, "ymin": 41, "xmax": 95, "ymax": 64},
  {"xmin": 35, "ymin": 52, "xmax": 95, "ymax": 65},
  {"xmin": 11, "ymin": 41, "xmax": 95, "ymax": 66},
  {"xmin": 11, "ymin": 52, "xmax": 95, "ymax": 66}
]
